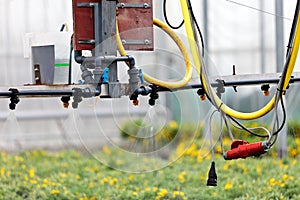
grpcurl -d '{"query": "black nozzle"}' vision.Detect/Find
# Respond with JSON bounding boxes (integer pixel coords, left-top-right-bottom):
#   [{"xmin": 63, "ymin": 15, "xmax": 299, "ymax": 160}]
[{"xmin": 206, "ymin": 161, "xmax": 217, "ymax": 187}]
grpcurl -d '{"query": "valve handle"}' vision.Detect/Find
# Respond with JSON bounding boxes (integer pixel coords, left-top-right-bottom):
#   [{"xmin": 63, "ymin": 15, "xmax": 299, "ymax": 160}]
[{"xmin": 224, "ymin": 140, "xmax": 268, "ymax": 160}]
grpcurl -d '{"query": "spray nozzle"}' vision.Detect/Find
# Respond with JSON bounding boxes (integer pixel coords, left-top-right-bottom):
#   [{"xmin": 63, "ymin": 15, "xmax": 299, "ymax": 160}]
[{"xmin": 206, "ymin": 161, "xmax": 217, "ymax": 187}]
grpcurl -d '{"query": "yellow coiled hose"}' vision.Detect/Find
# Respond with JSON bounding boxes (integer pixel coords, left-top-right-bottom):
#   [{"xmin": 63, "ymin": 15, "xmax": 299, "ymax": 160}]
[
  {"xmin": 180, "ymin": 0, "xmax": 300, "ymax": 120},
  {"xmin": 116, "ymin": 18, "xmax": 193, "ymax": 89}
]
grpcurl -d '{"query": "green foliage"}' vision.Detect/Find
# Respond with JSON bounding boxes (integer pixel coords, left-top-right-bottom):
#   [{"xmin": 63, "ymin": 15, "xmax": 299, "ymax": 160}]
[
  {"xmin": 0, "ymin": 150, "xmax": 300, "ymax": 199},
  {"xmin": 0, "ymin": 121, "xmax": 300, "ymax": 199}
]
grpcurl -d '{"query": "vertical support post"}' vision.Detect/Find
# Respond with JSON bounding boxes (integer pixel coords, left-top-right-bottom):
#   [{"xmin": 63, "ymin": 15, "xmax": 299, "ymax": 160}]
[
  {"xmin": 275, "ymin": 0, "xmax": 287, "ymax": 158},
  {"xmin": 203, "ymin": 0, "xmax": 209, "ymax": 53},
  {"xmin": 101, "ymin": 0, "xmax": 119, "ymax": 97},
  {"xmin": 258, "ymin": 1, "xmax": 266, "ymax": 108},
  {"xmin": 203, "ymin": 0, "xmax": 209, "ymax": 62},
  {"xmin": 93, "ymin": 2, "xmax": 101, "ymax": 56},
  {"xmin": 259, "ymin": 1, "xmax": 266, "ymax": 74}
]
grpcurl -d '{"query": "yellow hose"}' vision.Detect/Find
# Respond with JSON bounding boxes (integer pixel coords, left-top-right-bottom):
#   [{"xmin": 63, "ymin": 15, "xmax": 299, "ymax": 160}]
[
  {"xmin": 180, "ymin": 0, "xmax": 300, "ymax": 120},
  {"xmin": 117, "ymin": 18, "xmax": 193, "ymax": 89}
]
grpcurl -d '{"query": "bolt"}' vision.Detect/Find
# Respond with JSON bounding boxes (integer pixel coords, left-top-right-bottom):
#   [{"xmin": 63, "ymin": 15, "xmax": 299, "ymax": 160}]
[{"xmin": 144, "ymin": 3, "xmax": 150, "ymax": 8}]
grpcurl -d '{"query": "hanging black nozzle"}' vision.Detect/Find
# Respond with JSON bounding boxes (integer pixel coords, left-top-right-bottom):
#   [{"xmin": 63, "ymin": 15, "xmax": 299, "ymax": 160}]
[
  {"xmin": 9, "ymin": 88, "xmax": 20, "ymax": 110},
  {"xmin": 206, "ymin": 161, "xmax": 217, "ymax": 187}
]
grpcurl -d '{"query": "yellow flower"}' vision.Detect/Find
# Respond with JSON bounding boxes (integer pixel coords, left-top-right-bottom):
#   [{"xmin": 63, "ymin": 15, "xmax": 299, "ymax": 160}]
[
  {"xmin": 197, "ymin": 156, "xmax": 203, "ymax": 163},
  {"xmin": 269, "ymin": 178, "xmax": 276, "ymax": 186},
  {"xmin": 103, "ymin": 146, "xmax": 112, "ymax": 155},
  {"xmin": 132, "ymin": 191, "xmax": 138, "ymax": 196},
  {"xmin": 178, "ymin": 171, "xmax": 187, "ymax": 183},
  {"xmin": 50, "ymin": 189, "xmax": 60, "ymax": 195},
  {"xmin": 282, "ymin": 174, "xmax": 289, "ymax": 181},
  {"xmin": 6, "ymin": 171, "xmax": 11, "ymax": 177},
  {"xmin": 101, "ymin": 177, "xmax": 108, "ymax": 184},
  {"xmin": 59, "ymin": 173, "xmax": 67, "ymax": 178},
  {"xmin": 256, "ymin": 166, "xmax": 262, "ymax": 174},
  {"xmin": 109, "ymin": 178, "xmax": 118, "ymax": 186},
  {"xmin": 153, "ymin": 187, "xmax": 158, "ymax": 192},
  {"xmin": 224, "ymin": 182, "xmax": 233, "ymax": 190},
  {"xmin": 30, "ymin": 179, "xmax": 38, "ymax": 185},
  {"xmin": 129, "ymin": 174, "xmax": 134, "ymax": 181},
  {"xmin": 0, "ymin": 167, "xmax": 5, "ymax": 176},
  {"xmin": 43, "ymin": 179, "xmax": 49, "ymax": 185},
  {"xmin": 88, "ymin": 182, "xmax": 94, "ymax": 188},
  {"xmin": 157, "ymin": 189, "xmax": 168, "ymax": 197},
  {"xmin": 29, "ymin": 169, "xmax": 35, "ymax": 178},
  {"xmin": 290, "ymin": 149, "xmax": 297, "ymax": 157},
  {"xmin": 14, "ymin": 156, "xmax": 24, "ymax": 162},
  {"xmin": 173, "ymin": 191, "xmax": 181, "ymax": 198},
  {"xmin": 199, "ymin": 175, "xmax": 205, "ymax": 181},
  {"xmin": 169, "ymin": 120, "xmax": 178, "ymax": 129},
  {"xmin": 223, "ymin": 163, "xmax": 229, "ymax": 171},
  {"xmin": 64, "ymin": 189, "xmax": 69, "ymax": 195}
]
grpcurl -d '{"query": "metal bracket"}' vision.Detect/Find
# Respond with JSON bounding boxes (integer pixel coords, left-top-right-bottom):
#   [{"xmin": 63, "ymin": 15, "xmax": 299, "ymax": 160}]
[
  {"xmin": 77, "ymin": 2, "xmax": 97, "ymax": 8},
  {"xmin": 121, "ymin": 40, "xmax": 152, "ymax": 45},
  {"xmin": 117, "ymin": 3, "xmax": 151, "ymax": 9},
  {"xmin": 78, "ymin": 40, "xmax": 95, "ymax": 45}
]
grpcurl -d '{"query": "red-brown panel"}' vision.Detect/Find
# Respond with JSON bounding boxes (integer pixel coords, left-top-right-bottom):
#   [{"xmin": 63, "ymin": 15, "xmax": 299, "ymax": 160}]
[
  {"xmin": 73, "ymin": 0, "xmax": 100, "ymax": 51},
  {"xmin": 117, "ymin": 0, "xmax": 154, "ymax": 51}
]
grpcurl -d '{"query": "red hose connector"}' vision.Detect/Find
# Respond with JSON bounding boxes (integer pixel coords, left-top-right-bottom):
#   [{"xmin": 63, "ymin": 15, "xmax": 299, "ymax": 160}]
[{"xmin": 224, "ymin": 140, "xmax": 269, "ymax": 160}]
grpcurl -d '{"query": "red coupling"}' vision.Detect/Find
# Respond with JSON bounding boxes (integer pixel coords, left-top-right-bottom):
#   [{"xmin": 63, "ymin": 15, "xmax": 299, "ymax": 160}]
[{"xmin": 224, "ymin": 140, "xmax": 268, "ymax": 160}]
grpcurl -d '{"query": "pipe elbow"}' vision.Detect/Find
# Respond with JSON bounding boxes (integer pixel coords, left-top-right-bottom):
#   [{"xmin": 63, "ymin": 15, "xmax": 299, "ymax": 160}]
[{"xmin": 74, "ymin": 50, "xmax": 85, "ymax": 64}]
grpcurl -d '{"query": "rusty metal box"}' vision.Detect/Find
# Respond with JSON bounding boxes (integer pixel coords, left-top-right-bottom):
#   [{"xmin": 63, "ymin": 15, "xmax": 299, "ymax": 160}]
[
  {"xmin": 73, "ymin": 0, "xmax": 153, "ymax": 51},
  {"xmin": 72, "ymin": 0, "xmax": 100, "ymax": 51},
  {"xmin": 117, "ymin": 0, "xmax": 154, "ymax": 51}
]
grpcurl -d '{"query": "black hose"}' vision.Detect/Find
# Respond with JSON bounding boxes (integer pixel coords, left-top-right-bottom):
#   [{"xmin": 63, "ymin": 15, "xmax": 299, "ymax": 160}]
[
  {"xmin": 163, "ymin": 0, "xmax": 184, "ymax": 29},
  {"xmin": 187, "ymin": 0, "xmax": 205, "ymax": 56},
  {"xmin": 286, "ymin": 0, "xmax": 300, "ymax": 58}
]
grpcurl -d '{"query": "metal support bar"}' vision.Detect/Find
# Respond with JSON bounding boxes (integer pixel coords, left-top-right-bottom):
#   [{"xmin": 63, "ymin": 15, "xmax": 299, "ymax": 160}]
[
  {"xmin": 121, "ymin": 40, "xmax": 152, "ymax": 45},
  {"xmin": 117, "ymin": 3, "xmax": 151, "ymax": 8}
]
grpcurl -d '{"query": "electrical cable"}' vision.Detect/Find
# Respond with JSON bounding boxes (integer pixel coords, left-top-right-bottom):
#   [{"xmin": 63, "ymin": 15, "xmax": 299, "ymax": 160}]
[
  {"xmin": 208, "ymin": 110, "xmax": 219, "ymax": 161},
  {"xmin": 186, "ymin": 0, "xmax": 205, "ymax": 56},
  {"xmin": 227, "ymin": 93, "xmax": 286, "ymax": 140},
  {"xmin": 180, "ymin": 0, "xmax": 300, "ymax": 120},
  {"xmin": 117, "ymin": 18, "xmax": 193, "ymax": 89},
  {"xmin": 286, "ymin": 0, "xmax": 300, "ymax": 58},
  {"xmin": 163, "ymin": 0, "xmax": 184, "ymax": 29},
  {"xmin": 223, "ymin": 114, "xmax": 234, "ymax": 141},
  {"xmin": 68, "ymin": 34, "xmax": 73, "ymax": 85},
  {"xmin": 219, "ymin": 112, "xmax": 226, "ymax": 156}
]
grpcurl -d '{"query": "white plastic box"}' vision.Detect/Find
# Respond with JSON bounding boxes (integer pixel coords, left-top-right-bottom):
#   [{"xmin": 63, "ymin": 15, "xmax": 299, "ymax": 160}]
[{"xmin": 24, "ymin": 32, "xmax": 72, "ymax": 84}]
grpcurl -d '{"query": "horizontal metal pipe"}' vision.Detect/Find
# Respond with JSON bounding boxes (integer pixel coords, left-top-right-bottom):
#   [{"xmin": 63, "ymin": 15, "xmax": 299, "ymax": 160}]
[
  {"xmin": 0, "ymin": 89, "xmax": 101, "ymax": 98},
  {"xmin": 156, "ymin": 76, "xmax": 300, "ymax": 92}
]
